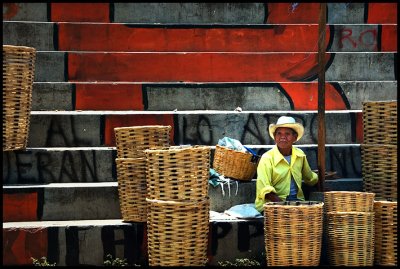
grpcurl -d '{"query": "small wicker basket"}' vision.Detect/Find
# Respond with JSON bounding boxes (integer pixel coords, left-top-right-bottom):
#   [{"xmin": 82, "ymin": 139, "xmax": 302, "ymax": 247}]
[
  {"xmin": 263, "ymin": 201, "xmax": 324, "ymax": 266},
  {"xmin": 361, "ymin": 144, "xmax": 397, "ymax": 200},
  {"xmin": 374, "ymin": 200, "xmax": 397, "ymax": 266},
  {"xmin": 324, "ymin": 191, "xmax": 375, "ymax": 213},
  {"xmin": 114, "ymin": 125, "xmax": 171, "ymax": 158},
  {"xmin": 146, "ymin": 197, "xmax": 210, "ymax": 266},
  {"xmin": 213, "ymin": 145, "xmax": 259, "ymax": 181},
  {"xmin": 362, "ymin": 101, "xmax": 397, "ymax": 145},
  {"xmin": 115, "ymin": 157, "xmax": 147, "ymax": 222},
  {"xmin": 326, "ymin": 211, "xmax": 374, "ymax": 266},
  {"xmin": 145, "ymin": 145, "xmax": 210, "ymax": 201},
  {"xmin": 3, "ymin": 45, "xmax": 36, "ymax": 151}
]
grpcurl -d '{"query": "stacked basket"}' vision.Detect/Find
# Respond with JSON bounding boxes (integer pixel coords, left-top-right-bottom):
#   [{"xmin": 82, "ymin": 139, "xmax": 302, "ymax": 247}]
[
  {"xmin": 361, "ymin": 101, "xmax": 397, "ymax": 200},
  {"xmin": 263, "ymin": 201, "xmax": 324, "ymax": 266},
  {"xmin": 324, "ymin": 191, "xmax": 375, "ymax": 266},
  {"xmin": 3, "ymin": 45, "xmax": 36, "ymax": 151},
  {"xmin": 145, "ymin": 145, "xmax": 211, "ymax": 266},
  {"xmin": 114, "ymin": 125, "xmax": 171, "ymax": 222},
  {"xmin": 373, "ymin": 200, "xmax": 397, "ymax": 266}
]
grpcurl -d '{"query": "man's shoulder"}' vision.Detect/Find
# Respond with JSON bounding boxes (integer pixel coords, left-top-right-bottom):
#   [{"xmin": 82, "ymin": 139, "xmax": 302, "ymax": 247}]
[{"xmin": 293, "ymin": 146, "xmax": 306, "ymax": 156}]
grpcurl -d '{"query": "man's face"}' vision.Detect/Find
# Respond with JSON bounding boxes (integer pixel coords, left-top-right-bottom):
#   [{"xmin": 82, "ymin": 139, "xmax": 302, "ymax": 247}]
[{"xmin": 274, "ymin": 127, "xmax": 298, "ymax": 150}]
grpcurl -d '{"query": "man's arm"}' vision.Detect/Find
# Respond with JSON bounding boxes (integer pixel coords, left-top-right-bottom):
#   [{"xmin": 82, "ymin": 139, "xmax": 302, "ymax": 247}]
[{"xmin": 265, "ymin": 192, "xmax": 282, "ymax": 202}]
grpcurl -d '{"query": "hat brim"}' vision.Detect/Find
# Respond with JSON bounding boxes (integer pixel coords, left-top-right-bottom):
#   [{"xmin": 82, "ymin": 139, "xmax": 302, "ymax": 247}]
[{"xmin": 269, "ymin": 123, "xmax": 304, "ymax": 142}]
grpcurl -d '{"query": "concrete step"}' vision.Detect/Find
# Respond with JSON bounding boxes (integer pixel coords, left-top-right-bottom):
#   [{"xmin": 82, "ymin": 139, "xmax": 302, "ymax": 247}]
[
  {"xmin": 24, "ymin": 111, "xmax": 364, "ymax": 148},
  {"xmin": 3, "ymin": 179, "xmax": 363, "ymax": 222},
  {"xmin": 3, "ymin": 217, "xmax": 266, "ymax": 266},
  {"xmin": 3, "ymin": 3, "xmax": 396, "ymax": 24},
  {"xmin": 30, "ymin": 82, "xmax": 398, "ymax": 111},
  {"xmin": 5, "ymin": 21, "xmax": 397, "ymax": 53},
  {"xmin": 23, "ymin": 51, "xmax": 397, "ymax": 83},
  {"xmin": 3, "ymin": 145, "xmax": 362, "ymax": 185}
]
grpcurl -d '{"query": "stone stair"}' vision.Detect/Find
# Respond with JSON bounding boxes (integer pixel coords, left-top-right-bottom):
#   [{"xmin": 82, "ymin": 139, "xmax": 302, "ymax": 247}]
[{"xmin": 2, "ymin": 3, "xmax": 397, "ymax": 266}]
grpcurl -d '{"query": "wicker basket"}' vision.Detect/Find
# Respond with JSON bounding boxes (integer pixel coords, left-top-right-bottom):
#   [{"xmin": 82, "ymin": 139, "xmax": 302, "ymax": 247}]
[
  {"xmin": 145, "ymin": 146, "xmax": 210, "ymax": 201},
  {"xmin": 213, "ymin": 145, "xmax": 259, "ymax": 181},
  {"xmin": 324, "ymin": 191, "xmax": 375, "ymax": 213},
  {"xmin": 326, "ymin": 211, "xmax": 374, "ymax": 266},
  {"xmin": 146, "ymin": 197, "xmax": 210, "ymax": 266},
  {"xmin": 374, "ymin": 200, "xmax": 397, "ymax": 266},
  {"xmin": 114, "ymin": 125, "xmax": 171, "ymax": 158},
  {"xmin": 115, "ymin": 157, "xmax": 147, "ymax": 222},
  {"xmin": 362, "ymin": 101, "xmax": 397, "ymax": 145},
  {"xmin": 3, "ymin": 45, "xmax": 36, "ymax": 151},
  {"xmin": 361, "ymin": 144, "xmax": 397, "ymax": 200},
  {"xmin": 263, "ymin": 201, "xmax": 324, "ymax": 266}
]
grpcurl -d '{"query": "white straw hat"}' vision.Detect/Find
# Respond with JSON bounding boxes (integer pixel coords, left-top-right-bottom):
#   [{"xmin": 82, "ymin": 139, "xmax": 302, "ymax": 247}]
[{"xmin": 269, "ymin": 116, "xmax": 304, "ymax": 142}]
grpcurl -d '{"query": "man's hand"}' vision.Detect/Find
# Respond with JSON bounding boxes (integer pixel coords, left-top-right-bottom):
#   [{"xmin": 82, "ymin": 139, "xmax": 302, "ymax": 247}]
[{"xmin": 265, "ymin": 192, "xmax": 282, "ymax": 202}]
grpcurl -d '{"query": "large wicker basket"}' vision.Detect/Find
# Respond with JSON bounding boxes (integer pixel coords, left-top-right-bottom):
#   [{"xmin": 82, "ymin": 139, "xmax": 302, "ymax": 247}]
[
  {"xmin": 361, "ymin": 144, "xmax": 397, "ymax": 200},
  {"xmin": 374, "ymin": 200, "xmax": 397, "ymax": 266},
  {"xmin": 326, "ymin": 211, "xmax": 374, "ymax": 266},
  {"xmin": 3, "ymin": 45, "xmax": 36, "ymax": 151},
  {"xmin": 324, "ymin": 191, "xmax": 375, "ymax": 213},
  {"xmin": 114, "ymin": 125, "xmax": 171, "ymax": 158},
  {"xmin": 362, "ymin": 101, "xmax": 397, "ymax": 145},
  {"xmin": 213, "ymin": 145, "xmax": 259, "ymax": 181},
  {"xmin": 115, "ymin": 157, "xmax": 147, "ymax": 222},
  {"xmin": 146, "ymin": 197, "xmax": 210, "ymax": 266},
  {"xmin": 145, "ymin": 146, "xmax": 210, "ymax": 201},
  {"xmin": 263, "ymin": 201, "xmax": 324, "ymax": 266}
]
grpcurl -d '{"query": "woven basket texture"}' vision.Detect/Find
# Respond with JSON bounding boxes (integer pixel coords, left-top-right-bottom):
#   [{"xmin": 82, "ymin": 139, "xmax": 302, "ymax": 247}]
[
  {"xmin": 361, "ymin": 144, "xmax": 397, "ymax": 200},
  {"xmin": 326, "ymin": 211, "xmax": 374, "ymax": 266},
  {"xmin": 3, "ymin": 45, "xmax": 36, "ymax": 151},
  {"xmin": 324, "ymin": 191, "xmax": 375, "ymax": 213},
  {"xmin": 146, "ymin": 198, "xmax": 210, "ymax": 266},
  {"xmin": 213, "ymin": 145, "xmax": 259, "ymax": 181},
  {"xmin": 263, "ymin": 201, "xmax": 324, "ymax": 266},
  {"xmin": 374, "ymin": 200, "xmax": 397, "ymax": 266},
  {"xmin": 114, "ymin": 125, "xmax": 171, "ymax": 158},
  {"xmin": 145, "ymin": 146, "xmax": 210, "ymax": 201},
  {"xmin": 362, "ymin": 101, "xmax": 397, "ymax": 145},
  {"xmin": 115, "ymin": 157, "xmax": 147, "ymax": 222}
]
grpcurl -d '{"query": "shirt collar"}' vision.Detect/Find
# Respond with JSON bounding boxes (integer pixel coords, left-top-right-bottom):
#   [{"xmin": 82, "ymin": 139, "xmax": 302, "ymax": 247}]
[{"xmin": 271, "ymin": 145, "xmax": 305, "ymax": 167}]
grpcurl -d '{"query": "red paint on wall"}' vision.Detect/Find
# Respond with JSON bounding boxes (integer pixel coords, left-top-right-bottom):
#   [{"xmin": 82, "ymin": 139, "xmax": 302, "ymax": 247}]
[
  {"xmin": 68, "ymin": 52, "xmax": 332, "ymax": 83},
  {"xmin": 266, "ymin": 3, "xmax": 321, "ymax": 23},
  {"xmin": 381, "ymin": 25, "xmax": 397, "ymax": 52},
  {"xmin": 3, "ymin": 3, "xmax": 19, "ymax": 20},
  {"xmin": 3, "ymin": 229, "xmax": 48, "ymax": 265},
  {"xmin": 3, "ymin": 193, "xmax": 38, "ymax": 222},
  {"xmin": 51, "ymin": 3, "xmax": 109, "ymax": 22},
  {"xmin": 356, "ymin": 112, "xmax": 363, "ymax": 144},
  {"xmin": 367, "ymin": 3, "xmax": 397, "ymax": 24},
  {"xmin": 281, "ymin": 83, "xmax": 347, "ymax": 110},
  {"xmin": 104, "ymin": 115, "xmax": 174, "ymax": 146},
  {"xmin": 58, "ymin": 23, "xmax": 327, "ymax": 52},
  {"xmin": 75, "ymin": 84, "xmax": 144, "ymax": 110}
]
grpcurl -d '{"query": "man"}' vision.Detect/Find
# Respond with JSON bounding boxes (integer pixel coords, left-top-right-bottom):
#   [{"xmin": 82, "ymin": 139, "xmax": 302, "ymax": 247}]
[{"xmin": 255, "ymin": 116, "xmax": 318, "ymax": 212}]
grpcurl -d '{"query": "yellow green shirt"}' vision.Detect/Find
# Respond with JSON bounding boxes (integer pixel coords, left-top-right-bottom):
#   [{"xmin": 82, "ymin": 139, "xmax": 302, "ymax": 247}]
[{"xmin": 255, "ymin": 145, "xmax": 318, "ymax": 212}]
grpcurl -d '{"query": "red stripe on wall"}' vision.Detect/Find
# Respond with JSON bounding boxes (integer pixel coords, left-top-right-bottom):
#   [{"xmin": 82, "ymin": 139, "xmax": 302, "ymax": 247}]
[
  {"xmin": 356, "ymin": 112, "xmax": 363, "ymax": 144},
  {"xmin": 367, "ymin": 3, "xmax": 397, "ymax": 24},
  {"xmin": 68, "ymin": 52, "xmax": 332, "ymax": 83},
  {"xmin": 3, "ymin": 229, "xmax": 48, "ymax": 265},
  {"xmin": 381, "ymin": 25, "xmax": 397, "ymax": 52},
  {"xmin": 104, "ymin": 115, "xmax": 175, "ymax": 146},
  {"xmin": 3, "ymin": 193, "xmax": 38, "ymax": 222},
  {"xmin": 58, "ymin": 23, "xmax": 328, "ymax": 52},
  {"xmin": 266, "ymin": 3, "xmax": 321, "ymax": 23},
  {"xmin": 75, "ymin": 84, "xmax": 144, "ymax": 110},
  {"xmin": 51, "ymin": 3, "xmax": 109, "ymax": 22},
  {"xmin": 282, "ymin": 83, "xmax": 347, "ymax": 110}
]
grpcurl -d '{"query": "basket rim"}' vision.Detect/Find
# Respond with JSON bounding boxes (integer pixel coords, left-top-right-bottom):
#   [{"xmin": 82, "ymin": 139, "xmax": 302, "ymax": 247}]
[
  {"xmin": 144, "ymin": 145, "xmax": 211, "ymax": 153},
  {"xmin": 114, "ymin": 125, "xmax": 171, "ymax": 131},
  {"xmin": 3, "ymin": 44, "xmax": 37, "ymax": 51}
]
